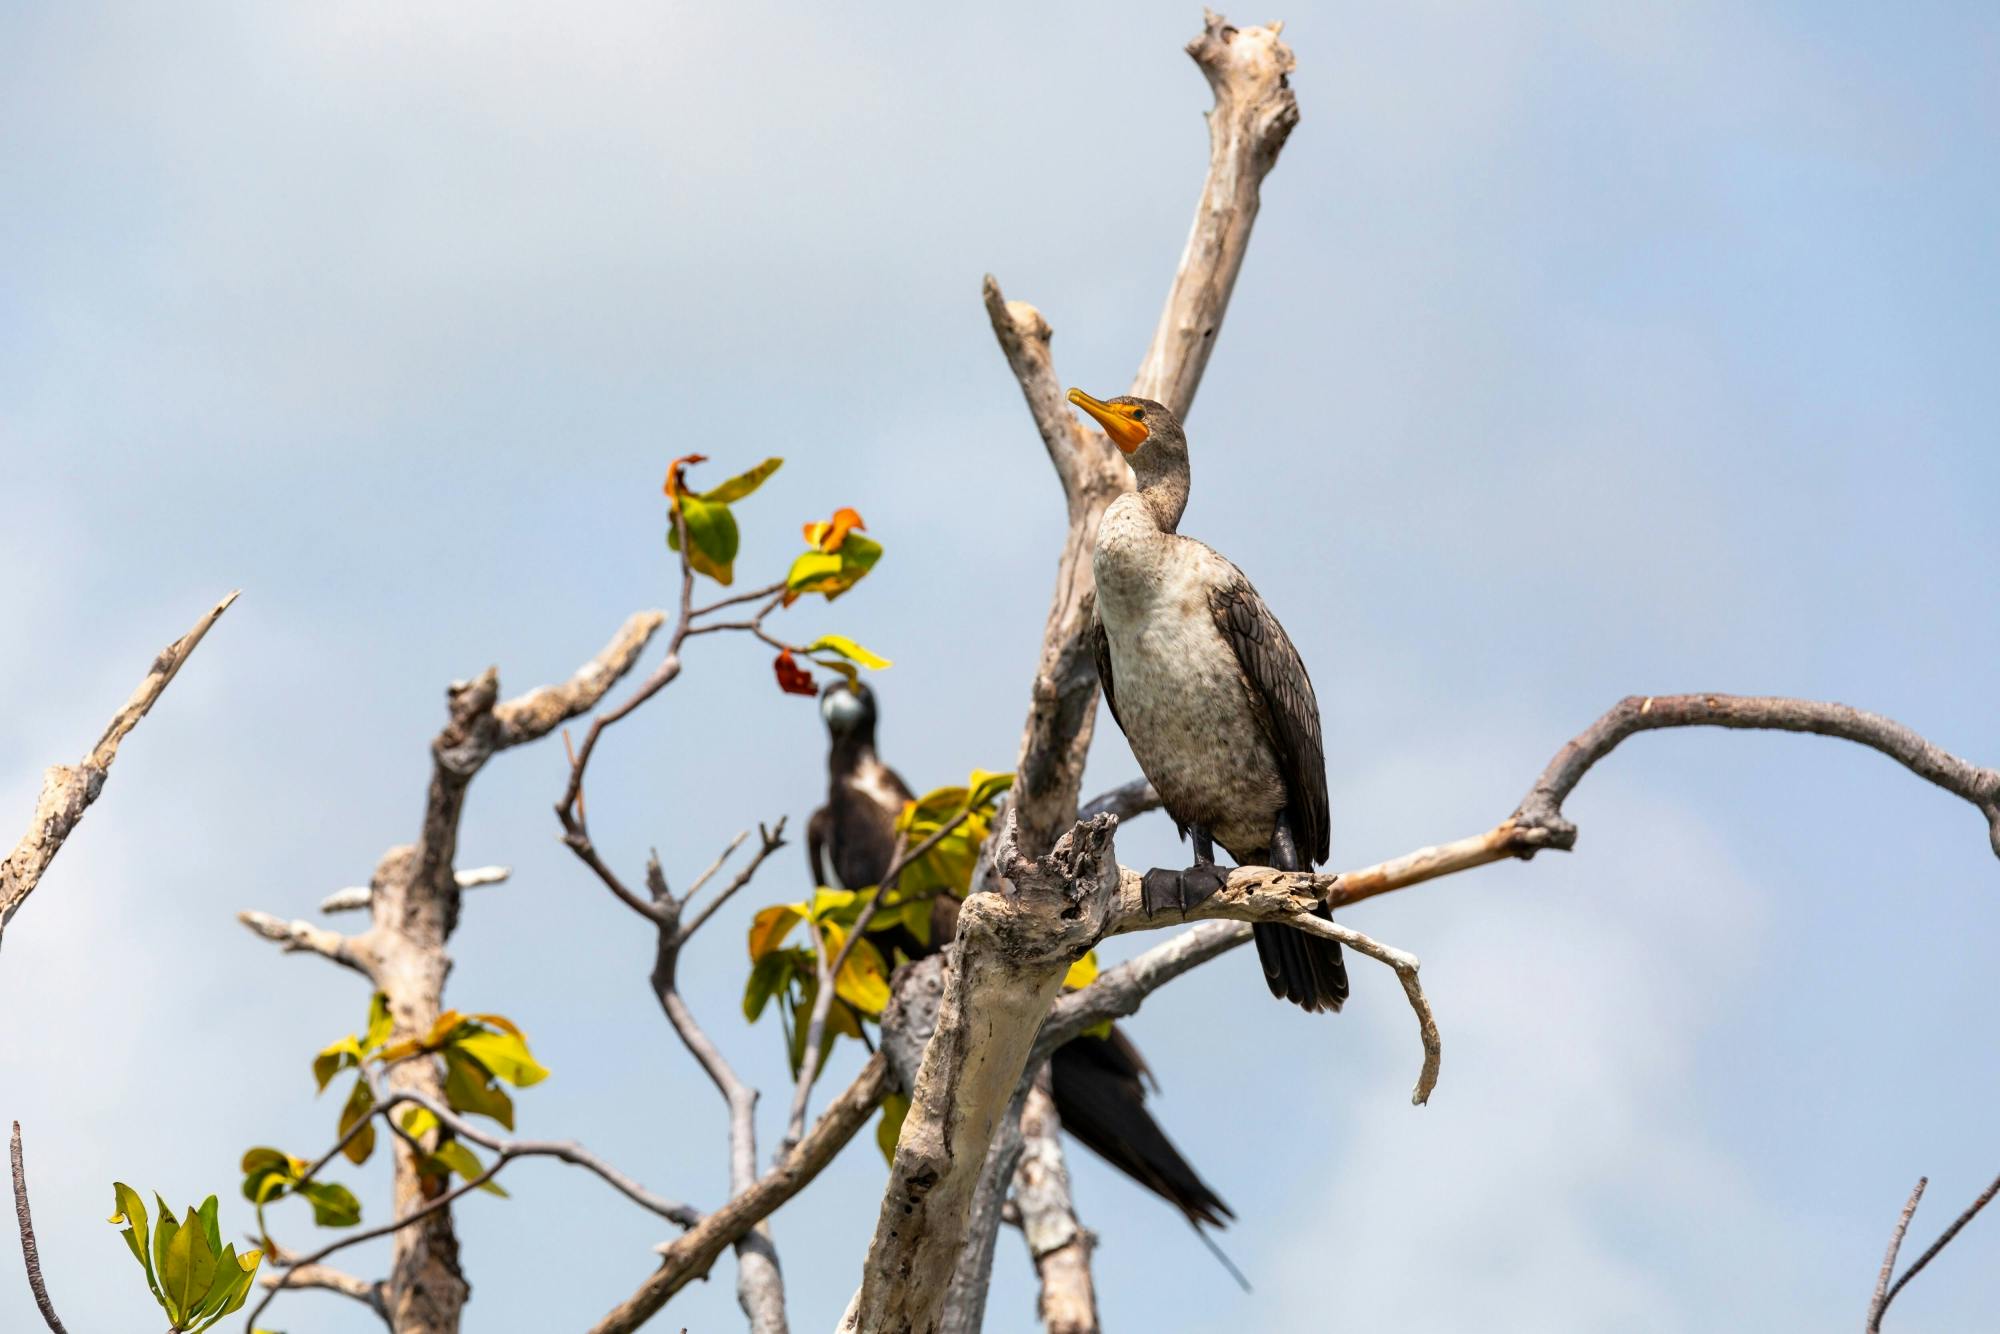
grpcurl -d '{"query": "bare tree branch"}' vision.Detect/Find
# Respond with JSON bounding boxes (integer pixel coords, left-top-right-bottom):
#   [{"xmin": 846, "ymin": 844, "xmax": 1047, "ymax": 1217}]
[
  {"xmin": 320, "ymin": 865, "xmax": 509, "ymax": 914},
  {"xmin": 1514, "ymin": 693, "xmax": 2000, "ymax": 859},
  {"xmin": 678, "ymin": 825, "xmax": 787, "ymax": 946},
  {"xmin": 10, "ymin": 1123, "xmax": 67, "ymax": 1334},
  {"xmin": 236, "ymin": 910, "xmax": 371, "ymax": 977},
  {"xmin": 257, "ymin": 1259, "xmax": 387, "ymax": 1325},
  {"xmin": 939, "ymin": 1079, "xmax": 1033, "ymax": 1334},
  {"xmin": 1869, "ymin": 1169, "xmax": 2000, "ymax": 1332},
  {"xmin": 1012, "ymin": 1075, "xmax": 1100, "ymax": 1334},
  {"xmin": 1869, "ymin": 1177, "xmax": 1926, "ymax": 1331},
  {"xmin": 1, "ymin": 590, "xmax": 236, "ymax": 950},
  {"xmin": 1078, "ymin": 778, "xmax": 1160, "ymax": 824},
  {"xmin": 588, "ymin": 1054, "xmax": 890, "ymax": 1334}
]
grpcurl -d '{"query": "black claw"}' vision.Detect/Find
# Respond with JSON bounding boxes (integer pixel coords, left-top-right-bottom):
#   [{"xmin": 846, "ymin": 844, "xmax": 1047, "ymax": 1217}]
[
  {"xmin": 1181, "ymin": 863, "xmax": 1228, "ymax": 909},
  {"xmin": 1141, "ymin": 868, "xmax": 1184, "ymax": 916}
]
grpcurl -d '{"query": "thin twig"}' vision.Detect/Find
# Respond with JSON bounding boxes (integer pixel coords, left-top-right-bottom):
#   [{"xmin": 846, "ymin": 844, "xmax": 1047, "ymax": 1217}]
[
  {"xmin": 1869, "ymin": 1178, "xmax": 1926, "ymax": 1331},
  {"xmin": 676, "ymin": 821, "xmax": 789, "ymax": 944},
  {"xmin": 690, "ymin": 580, "xmax": 788, "ymax": 618},
  {"xmin": 1872, "ymin": 1169, "xmax": 2000, "ymax": 1331},
  {"xmin": 11, "ymin": 1123, "xmax": 68, "ymax": 1333},
  {"xmin": 680, "ymin": 830, "xmax": 751, "ymax": 905}
]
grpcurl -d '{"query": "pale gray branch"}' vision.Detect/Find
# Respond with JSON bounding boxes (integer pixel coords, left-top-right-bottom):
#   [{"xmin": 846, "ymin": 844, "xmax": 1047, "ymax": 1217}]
[
  {"xmin": 1, "ymin": 591, "xmax": 236, "ymax": 949},
  {"xmin": 258, "ymin": 1263, "xmax": 387, "ymax": 1324},
  {"xmin": 236, "ymin": 910, "xmax": 370, "ymax": 978},
  {"xmin": 319, "ymin": 865, "xmax": 509, "ymax": 915}
]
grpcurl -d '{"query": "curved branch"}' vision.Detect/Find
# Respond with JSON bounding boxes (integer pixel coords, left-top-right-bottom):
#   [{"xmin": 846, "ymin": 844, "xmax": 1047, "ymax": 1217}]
[
  {"xmin": 2, "ymin": 590, "xmax": 236, "ymax": 947},
  {"xmin": 1513, "ymin": 693, "xmax": 2000, "ymax": 858},
  {"xmin": 11, "ymin": 1124, "xmax": 67, "ymax": 1334}
]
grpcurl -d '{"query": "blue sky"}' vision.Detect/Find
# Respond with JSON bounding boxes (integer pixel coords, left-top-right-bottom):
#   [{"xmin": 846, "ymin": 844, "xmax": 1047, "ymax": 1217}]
[{"xmin": 3, "ymin": 2, "xmax": 1997, "ymax": 1330}]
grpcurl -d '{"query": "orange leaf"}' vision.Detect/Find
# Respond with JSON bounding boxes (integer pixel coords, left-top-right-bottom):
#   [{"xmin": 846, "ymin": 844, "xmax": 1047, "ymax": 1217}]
[
  {"xmin": 664, "ymin": 453, "xmax": 710, "ymax": 499},
  {"xmin": 801, "ymin": 507, "xmax": 866, "ymax": 554},
  {"xmin": 773, "ymin": 650, "xmax": 817, "ymax": 697}
]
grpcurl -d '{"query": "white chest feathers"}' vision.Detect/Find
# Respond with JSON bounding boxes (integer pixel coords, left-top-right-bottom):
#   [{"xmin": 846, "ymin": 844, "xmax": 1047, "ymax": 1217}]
[{"xmin": 1092, "ymin": 502, "xmax": 1286, "ymax": 860}]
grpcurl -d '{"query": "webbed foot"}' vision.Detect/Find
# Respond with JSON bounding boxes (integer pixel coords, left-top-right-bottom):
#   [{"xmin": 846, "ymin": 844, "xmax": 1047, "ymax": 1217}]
[{"xmin": 1140, "ymin": 863, "xmax": 1231, "ymax": 916}]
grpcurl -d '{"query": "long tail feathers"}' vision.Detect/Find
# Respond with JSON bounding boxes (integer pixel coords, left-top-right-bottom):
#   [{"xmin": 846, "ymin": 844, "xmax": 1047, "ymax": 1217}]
[
  {"xmin": 1050, "ymin": 1032, "xmax": 1235, "ymax": 1231},
  {"xmin": 1254, "ymin": 911, "xmax": 1348, "ymax": 1013}
]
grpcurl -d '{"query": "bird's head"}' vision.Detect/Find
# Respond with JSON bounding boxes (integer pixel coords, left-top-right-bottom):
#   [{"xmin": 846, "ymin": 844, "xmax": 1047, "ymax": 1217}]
[
  {"xmin": 819, "ymin": 680, "xmax": 877, "ymax": 740},
  {"xmin": 1066, "ymin": 389, "xmax": 1188, "ymax": 488}
]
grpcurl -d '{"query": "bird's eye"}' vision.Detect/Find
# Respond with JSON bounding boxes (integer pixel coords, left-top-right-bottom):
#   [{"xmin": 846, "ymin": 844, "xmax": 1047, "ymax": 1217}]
[{"xmin": 1132, "ymin": 407, "xmax": 1146, "ymax": 420}]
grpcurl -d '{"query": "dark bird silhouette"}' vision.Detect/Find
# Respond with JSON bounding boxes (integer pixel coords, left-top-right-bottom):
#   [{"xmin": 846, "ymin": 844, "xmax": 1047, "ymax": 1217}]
[
  {"xmin": 808, "ymin": 681, "xmax": 1235, "ymax": 1234},
  {"xmin": 1070, "ymin": 388, "xmax": 1348, "ymax": 1014}
]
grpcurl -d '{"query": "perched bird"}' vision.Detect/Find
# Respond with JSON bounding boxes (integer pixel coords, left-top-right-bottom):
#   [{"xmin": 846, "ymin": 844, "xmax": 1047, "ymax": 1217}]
[
  {"xmin": 1069, "ymin": 388, "xmax": 1348, "ymax": 1014},
  {"xmin": 808, "ymin": 681, "xmax": 1236, "ymax": 1235}
]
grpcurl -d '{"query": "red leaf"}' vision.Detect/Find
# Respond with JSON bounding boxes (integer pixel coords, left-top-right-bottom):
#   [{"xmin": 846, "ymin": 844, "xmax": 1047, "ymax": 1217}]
[
  {"xmin": 664, "ymin": 454, "xmax": 710, "ymax": 499},
  {"xmin": 773, "ymin": 650, "xmax": 817, "ymax": 697}
]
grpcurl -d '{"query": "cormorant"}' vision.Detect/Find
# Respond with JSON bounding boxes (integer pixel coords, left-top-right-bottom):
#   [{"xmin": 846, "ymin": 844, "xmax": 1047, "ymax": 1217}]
[
  {"xmin": 1069, "ymin": 388, "xmax": 1349, "ymax": 1014},
  {"xmin": 809, "ymin": 681, "xmax": 1235, "ymax": 1233}
]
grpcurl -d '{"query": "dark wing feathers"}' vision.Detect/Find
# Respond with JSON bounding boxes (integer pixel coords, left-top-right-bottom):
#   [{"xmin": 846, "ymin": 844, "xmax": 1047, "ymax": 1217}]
[
  {"xmin": 1209, "ymin": 575, "xmax": 1330, "ymax": 865},
  {"xmin": 1089, "ymin": 613, "xmax": 1123, "ymax": 737},
  {"xmin": 806, "ymin": 805, "xmax": 835, "ymax": 889}
]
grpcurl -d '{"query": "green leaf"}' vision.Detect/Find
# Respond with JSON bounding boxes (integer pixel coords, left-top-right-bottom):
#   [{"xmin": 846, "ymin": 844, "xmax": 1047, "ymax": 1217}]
[
  {"xmin": 742, "ymin": 952, "xmax": 793, "ymax": 1022},
  {"xmin": 152, "ymin": 1196, "xmax": 181, "ymax": 1313},
  {"xmin": 337, "ymin": 1077, "xmax": 376, "ymax": 1165},
  {"xmin": 295, "ymin": 1180, "xmax": 361, "ymax": 1229},
  {"xmin": 363, "ymin": 993, "xmax": 394, "ymax": 1052},
  {"xmin": 108, "ymin": 1182, "xmax": 158, "ymax": 1299},
  {"xmin": 1081, "ymin": 1019, "xmax": 1115, "ymax": 1041},
  {"xmin": 453, "ymin": 1031, "xmax": 550, "ymax": 1088},
  {"xmin": 784, "ymin": 532, "xmax": 883, "ymax": 603},
  {"xmin": 186, "ymin": 1242, "xmax": 262, "ymax": 1331},
  {"xmin": 163, "ymin": 1204, "xmax": 218, "ymax": 1327},
  {"xmin": 312, "ymin": 1035, "xmax": 365, "ymax": 1093},
  {"xmin": 400, "ymin": 1107, "xmax": 440, "ymax": 1140},
  {"xmin": 668, "ymin": 493, "xmax": 740, "ymax": 585},
  {"xmin": 804, "ymin": 634, "xmax": 891, "ymax": 670},
  {"xmin": 876, "ymin": 1093, "xmax": 910, "ymax": 1166},
  {"xmin": 699, "ymin": 457, "xmax": 783, "ymax": 504},
  {"xmin": 443, "ymin": 1048, "xmax": 515, "ymax": 1130}
]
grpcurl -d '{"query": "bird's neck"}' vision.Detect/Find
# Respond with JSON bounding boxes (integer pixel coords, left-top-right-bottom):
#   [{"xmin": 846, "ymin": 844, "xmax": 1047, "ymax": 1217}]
[
  {"xmin": 829, "ymin": 730, "xmax": 878, "ymax": 776},
  {"xmin": 1133, "ymin": 466, "xmax": 1189, "ymax": 533}
]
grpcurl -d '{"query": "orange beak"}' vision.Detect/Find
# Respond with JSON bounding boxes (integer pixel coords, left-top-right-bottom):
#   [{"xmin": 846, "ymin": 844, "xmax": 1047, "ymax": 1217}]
[{"xmin": 1067, "ymin": 388, "xmax": 1149, "ymax": 455}]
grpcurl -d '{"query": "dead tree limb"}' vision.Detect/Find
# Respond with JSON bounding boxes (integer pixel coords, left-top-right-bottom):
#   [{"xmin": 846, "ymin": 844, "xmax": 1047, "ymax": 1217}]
[
  {"xmin": 1011, "ymin": 1074, "xmax": 1099, "ymax": 1334},
  {"xmin": 10, "ymin": 1123, "xmax": 67, "ymax": 1334},
  {"xmin": 1, "ymin": 590, "xmax": 236, "ymax": 951}
]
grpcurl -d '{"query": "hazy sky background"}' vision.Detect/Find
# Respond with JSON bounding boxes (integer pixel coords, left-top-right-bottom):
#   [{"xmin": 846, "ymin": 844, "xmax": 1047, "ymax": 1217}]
[{"xmin": 4, "ymin": 2, "xmax": 1998, "ymax": 1331}]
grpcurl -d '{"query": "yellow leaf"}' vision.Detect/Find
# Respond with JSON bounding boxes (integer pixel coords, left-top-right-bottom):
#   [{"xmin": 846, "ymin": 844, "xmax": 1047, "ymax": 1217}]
[
  {"xmin": 748, "ymin": 904, "xmax": 805, "ymax": 961},
  {"xmin": 830, "ymin": 929, "xmax": 892, "ymax": 1016},
  {"xmin": 1062, "ymin": 951, "xmax": 1099, "ymax": 992},
  {"xmin": 805, "ymin": 634, "xmax": 891, "ymax": 670}
]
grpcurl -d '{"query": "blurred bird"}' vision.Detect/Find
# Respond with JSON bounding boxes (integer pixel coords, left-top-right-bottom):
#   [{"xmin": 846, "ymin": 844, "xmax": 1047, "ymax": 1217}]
[
  {"xmin": 808, "ymin": 681, "xmax": 1239, "ymax": 1242},
  {"xmin": 1070, "ymin": 388, "xmax": 1348, "ymax": 1014}
]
